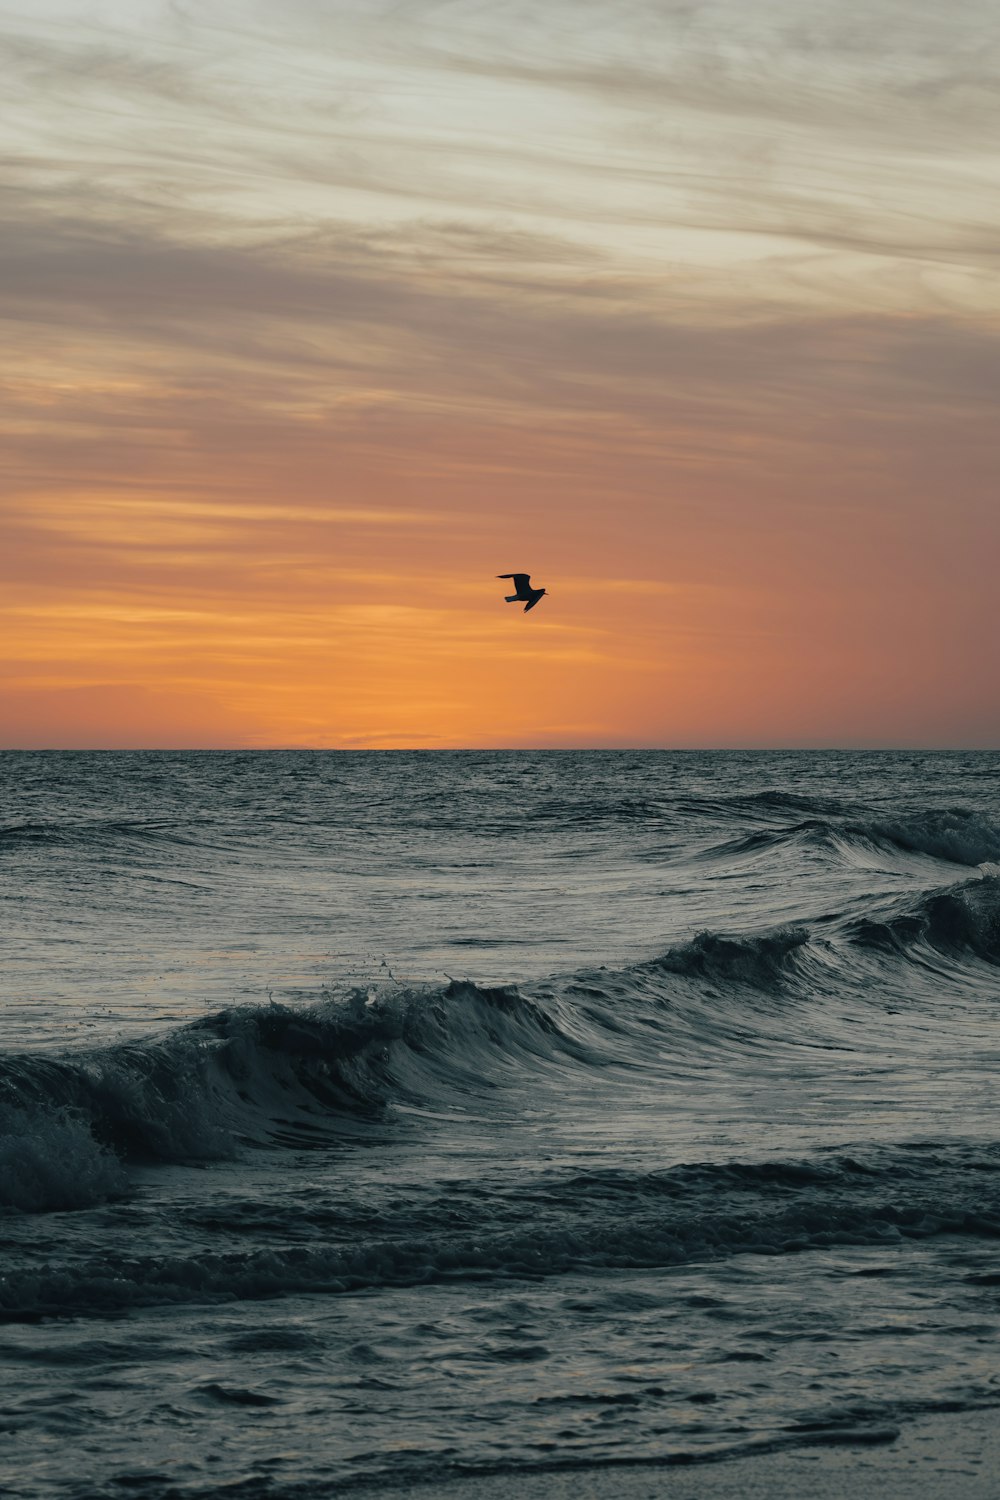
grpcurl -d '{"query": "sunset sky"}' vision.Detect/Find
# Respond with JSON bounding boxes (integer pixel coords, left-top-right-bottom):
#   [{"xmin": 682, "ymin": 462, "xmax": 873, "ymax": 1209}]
[{"xmin": 2, "ymin": 0, "xmax": 997, "ymax": 747}]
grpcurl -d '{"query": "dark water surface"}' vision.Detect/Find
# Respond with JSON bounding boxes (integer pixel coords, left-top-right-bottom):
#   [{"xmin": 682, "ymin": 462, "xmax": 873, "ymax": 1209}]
[{"xmin": 2, "ymin": 751, "xmax": 999, "ymax": 1497}]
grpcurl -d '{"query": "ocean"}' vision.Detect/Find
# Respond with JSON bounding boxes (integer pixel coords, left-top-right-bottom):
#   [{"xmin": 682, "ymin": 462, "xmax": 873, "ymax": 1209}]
[{"xmin": 2, "ymin": 749, "xmax": 999, "ymax": 1497}]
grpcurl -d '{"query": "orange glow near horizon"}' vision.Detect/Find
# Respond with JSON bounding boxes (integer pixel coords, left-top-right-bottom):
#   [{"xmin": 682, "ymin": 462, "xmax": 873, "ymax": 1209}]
[{"xmin": 1, "ymin": 2, "xmax": 997, "ymax": 749}]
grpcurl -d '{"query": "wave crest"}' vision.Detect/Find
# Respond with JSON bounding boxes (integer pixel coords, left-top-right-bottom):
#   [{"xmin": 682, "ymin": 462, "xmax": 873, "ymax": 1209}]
[
  {"xmin": 0, "ymin": 982, "xmax": 578, "ymax": 1213},
  {"xmin": 867, "ymin": 808, "xmax": 1000, "ymax": 868},
  {"xmin": 651, "ymin": 927, "xmax": 810, "ymax": 987},
  {"xmin": 697, "ymin": 805, "xmax": 1000, "ymax": 872},
  {"xmin": 849, "ymin": 874, "xmax": 1000, "ymax": 964}
]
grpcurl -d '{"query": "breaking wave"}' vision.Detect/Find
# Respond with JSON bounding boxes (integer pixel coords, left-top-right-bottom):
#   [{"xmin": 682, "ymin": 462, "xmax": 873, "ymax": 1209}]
[
  {"xmin": 4, "ymin": 877, "xmax": 998, "ymax": 1218},
  {"xmin": 649, "ymin": 927, "xmax": 810, "ymax": 987},
  {"xmin": 0, "ymin": 982, "xmax": 587, "ymax": 1212},
  {"xmin": 0, "ymin": 918, "xmax": 834, "ymax": 1217},
  {"xmin": 868, "ymin": 808, "xmax": 1000, "ymax": 868},
  {"xmin": 3, "ymin": 795, "xmax": 999, "ymax": 1219},
  {"xmin": 848, "ymin": 874, "xmax": 1000, "ymax": 964}
]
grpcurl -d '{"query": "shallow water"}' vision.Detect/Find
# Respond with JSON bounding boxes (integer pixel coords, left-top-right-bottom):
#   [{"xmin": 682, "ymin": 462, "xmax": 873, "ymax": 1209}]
[{"xmin": 2, "ymin": 750, "xmax": 999, "ymax": 1496}]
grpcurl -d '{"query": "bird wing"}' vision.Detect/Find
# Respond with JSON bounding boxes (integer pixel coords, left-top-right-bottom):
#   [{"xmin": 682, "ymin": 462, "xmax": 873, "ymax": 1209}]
[
  {"xmin": 523, "ymin": 592, "xmax": 544, "ymax": 612},
  {"xmin": 497, "ymin": 573, "xmax": 531, "ymax": 593}
]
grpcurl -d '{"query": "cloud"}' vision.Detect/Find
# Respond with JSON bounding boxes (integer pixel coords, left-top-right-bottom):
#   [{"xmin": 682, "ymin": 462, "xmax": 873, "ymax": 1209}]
[
  {"xmin": 6, "ymin": 0, "xmax": 1000, "ymax": 280},
  {"xmin": 370, "ymin": 0, "xmax": 1000, "ymax": 142},
  {"xmin": 4, "ymin": 171, "xmax": 998, "ymax": 411},
  {"xmin": 2, "ymin": 0, "xmax": 998, "ymax": 746}
]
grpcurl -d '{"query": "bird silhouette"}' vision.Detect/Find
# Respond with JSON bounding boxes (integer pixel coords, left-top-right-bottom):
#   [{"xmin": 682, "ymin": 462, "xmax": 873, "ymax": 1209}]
[{"xmin": 498, "ymin": 573, "xmax": 547, "ymax": 612}]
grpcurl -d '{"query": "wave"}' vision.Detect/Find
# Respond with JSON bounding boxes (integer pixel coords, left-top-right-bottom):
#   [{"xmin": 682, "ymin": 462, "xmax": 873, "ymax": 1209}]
[
  {"xmin": 0, "ymin": 916, "xmax": 828, "ymax": 1217},
  {"xmin": 7, "ymin": 797, "xmax": 999, "ymax": 877},
  {"xmin": 4, "ymin": 814, "xmax": 999, "ymax": 1221},
  {"xmin": 697, "ymin": 805, "xmax": 1000, "ymax": 871},
  {"xmin": 693, "ymin": 819, "xmax": 878, "ymax": 866},
  {"xmin": 528, "ymin": 796, "xmax": 667, "ymax": 827},
  {"xmin": 649, "ymin": 927, "xmax": 810, "ymax": 987},
  {"xmin": 0, "ymin": 817, "xmax": 210, "ymax": 852},
  {"xmin": 848, "ymin": 873, "xmax": 1000, "ymax": 965},
  {"xmin": 5, "ymin": 870, "xmax": 1000, "ymax": 1218},
  {"xmin": 4, "ymin": 1145, "xmax": 998, "ymax": 1320},
  {"xmin": 0, "ymin": 1101, "xmax": 128, "ymax": 1215},
  {"xmin": 0, "ymin": 981, "xmax": 585, "ymax": 1213},
  {"xmin": 736, "ymin": 790, "xmax": 857, "ymax": 816},
  {"xmin": 869, "ymin": 808, "xmax": 1000, "ymax": 867}
]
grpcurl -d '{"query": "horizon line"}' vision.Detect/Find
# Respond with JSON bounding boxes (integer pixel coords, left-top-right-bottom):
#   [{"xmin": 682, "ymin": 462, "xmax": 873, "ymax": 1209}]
[{"xmin": 1, "ymin": 745, "xmax": 997, "ymax": 755}]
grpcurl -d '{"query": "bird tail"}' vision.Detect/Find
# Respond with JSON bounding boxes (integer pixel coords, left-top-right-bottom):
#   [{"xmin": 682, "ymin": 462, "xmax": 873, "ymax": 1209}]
[{"xmin": 505, "ymin": 594, "xmax": 519, "ymax": 603}]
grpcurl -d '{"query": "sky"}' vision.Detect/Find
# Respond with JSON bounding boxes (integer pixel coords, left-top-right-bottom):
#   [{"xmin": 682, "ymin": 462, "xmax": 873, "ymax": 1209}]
[{"xmin": 1, "ymin": 0, "xmax": 997, "ymax": 748}]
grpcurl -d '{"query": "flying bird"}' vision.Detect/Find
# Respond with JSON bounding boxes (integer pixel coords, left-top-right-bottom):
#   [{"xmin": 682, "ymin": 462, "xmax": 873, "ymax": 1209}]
[{"xmin": 498, "ymin": 573, "xmax": 547, "ymax": 613}]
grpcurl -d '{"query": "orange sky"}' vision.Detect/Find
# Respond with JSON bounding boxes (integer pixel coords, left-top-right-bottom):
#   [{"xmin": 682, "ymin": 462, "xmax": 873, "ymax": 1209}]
[{"xmin": 2, "ymin": 1, "xmax": 998, "ymax": 747}]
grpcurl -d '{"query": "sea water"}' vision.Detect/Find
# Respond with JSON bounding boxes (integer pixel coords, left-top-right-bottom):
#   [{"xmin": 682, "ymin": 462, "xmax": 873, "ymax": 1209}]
[{"xmin": 1, "ymin": 750, "xmax": 999, "ymax": 1496}]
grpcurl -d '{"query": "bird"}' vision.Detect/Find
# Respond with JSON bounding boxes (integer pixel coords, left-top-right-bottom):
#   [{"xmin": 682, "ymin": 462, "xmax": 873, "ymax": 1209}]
[{"xmin": 497, "ymin": 573, "xmax": 547, "ymax": 612}]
